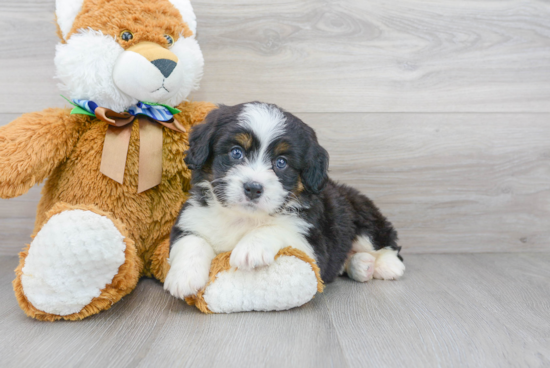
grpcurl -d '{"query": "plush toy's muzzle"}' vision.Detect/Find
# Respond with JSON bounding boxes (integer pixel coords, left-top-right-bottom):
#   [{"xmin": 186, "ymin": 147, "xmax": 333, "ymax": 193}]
[{"xmin": 113, "ymin": 42, "xmax": 185, "ymax": 104}]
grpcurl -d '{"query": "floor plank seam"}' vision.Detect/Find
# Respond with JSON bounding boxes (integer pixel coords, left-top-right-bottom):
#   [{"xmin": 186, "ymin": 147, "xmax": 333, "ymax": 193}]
[
  {"xmin": 321, "ymin": 295, "xmax": 352, "ymax": 368},
  {"xmin": 124, "ymin": 295, "xmax": 174, "ymax": 368}
]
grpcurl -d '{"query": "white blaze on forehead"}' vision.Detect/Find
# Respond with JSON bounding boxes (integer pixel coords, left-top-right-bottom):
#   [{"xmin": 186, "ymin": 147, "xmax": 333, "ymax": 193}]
[
  {"xmin": 238, "ymin": 103, "xmax": 286, "ymax": 150},
  {"xmin": 218, "ymin": 103, "xmax": 289, "ymax": 213}
]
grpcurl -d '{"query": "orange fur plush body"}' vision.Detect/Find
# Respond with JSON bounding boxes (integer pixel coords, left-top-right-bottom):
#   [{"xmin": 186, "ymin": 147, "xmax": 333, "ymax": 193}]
[{"xmin": 1, "ymin": 0, "xmax": 216, "ymax": 321}]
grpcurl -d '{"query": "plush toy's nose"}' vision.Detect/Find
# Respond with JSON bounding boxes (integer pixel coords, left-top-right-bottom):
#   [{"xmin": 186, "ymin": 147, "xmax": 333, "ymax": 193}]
[
  {"xmin": 151, "ymin": 59, "xmax": 177, "ymax": 78},
  {"xmin": 126, "ymin": 41, "xmax": 179, "ymax": 77}
]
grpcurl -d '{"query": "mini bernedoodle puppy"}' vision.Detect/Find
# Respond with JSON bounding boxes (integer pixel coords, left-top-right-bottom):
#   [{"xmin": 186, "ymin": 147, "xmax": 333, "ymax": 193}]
[{"xmin": 164, "ymin": 102, "xmax": 405, "ymax": 299}]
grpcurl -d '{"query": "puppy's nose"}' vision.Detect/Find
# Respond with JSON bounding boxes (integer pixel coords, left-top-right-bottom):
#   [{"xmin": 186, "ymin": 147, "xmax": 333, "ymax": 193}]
[
  {"xmin": 243, "ymin": 182, "xmax": 263, "ymax": 200},
  {"xmin": 151, "ymin": 59, "xmax": 177, "ymax": 78}
]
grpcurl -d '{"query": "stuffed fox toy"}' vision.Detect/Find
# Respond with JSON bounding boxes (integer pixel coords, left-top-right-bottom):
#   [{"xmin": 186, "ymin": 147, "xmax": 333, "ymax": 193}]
[{"xmin": 0, "ymin": 0, "xmax": 323, "ymax": 320}]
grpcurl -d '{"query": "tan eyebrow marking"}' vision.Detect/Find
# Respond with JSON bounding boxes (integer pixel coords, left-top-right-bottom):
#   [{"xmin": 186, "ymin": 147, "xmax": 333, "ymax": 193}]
[
  {"xmin": 235, "ymin": 133, "xmax": 253, "ymax": 150},
  {"xmin": 294, "ymin": 177, "xmax": 304, "ymax": 194},
  {"xmin": 274, "ymin": 141, "xmax": 290, "ymax": 156}
]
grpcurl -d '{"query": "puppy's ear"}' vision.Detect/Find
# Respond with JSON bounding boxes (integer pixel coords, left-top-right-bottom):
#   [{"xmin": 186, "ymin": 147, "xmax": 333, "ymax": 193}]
[
  {"xmin": 301, "ymin": 140, "xmax": 329, "ymax": 194},
  {"xmin": 184, "ymin": 109, "xmax": 219, "ymax": 170}
]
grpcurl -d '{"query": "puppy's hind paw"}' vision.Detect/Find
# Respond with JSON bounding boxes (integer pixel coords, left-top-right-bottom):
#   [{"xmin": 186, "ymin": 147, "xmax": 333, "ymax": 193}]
[
  {"xmin": 346, "ymin": 252, "xmax": 376, "ymax": 282},
  {"xmin": 373, "ymin": 249, "xmax": 405, "ymax": 280}
]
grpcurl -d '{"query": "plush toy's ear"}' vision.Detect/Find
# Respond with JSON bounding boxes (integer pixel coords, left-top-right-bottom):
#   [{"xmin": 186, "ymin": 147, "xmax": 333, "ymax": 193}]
[
  {"xmin": 168, "ymin": 0, "xmax": 198, "ymax": 35},
  {"xmin": 184, "ymin": 109, "xmax": 219, "ymax": 170},
  {"xmin": 56, "ymin": 0, "xmax": 85, "ymax": 40},
  {"xmin": 301, "ymin": 138, "xmax": 329, "ymax": 195}
]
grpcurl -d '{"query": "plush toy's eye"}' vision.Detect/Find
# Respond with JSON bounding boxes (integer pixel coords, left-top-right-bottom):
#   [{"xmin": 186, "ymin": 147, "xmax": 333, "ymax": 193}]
[
  {"xmin": 230, "ymin": 147, "xmax": 244, "ymax": 160},
  {"xmin": 275, "ymin": 157, "xmax": 287, "ymax": 170},
  {"xmin": 120, "ymin": 30, "xmax": 134, "ymax": 42},
  {"xmin": 164, "ymin": 34, "xmax": 174, "ymax": 46}
]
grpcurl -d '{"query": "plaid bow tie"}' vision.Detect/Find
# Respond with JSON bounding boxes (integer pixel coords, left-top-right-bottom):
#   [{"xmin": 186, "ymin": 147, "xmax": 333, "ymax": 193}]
[{"xmin": 63, "ymin": 97, "xmax": 185, "ymax": 193}]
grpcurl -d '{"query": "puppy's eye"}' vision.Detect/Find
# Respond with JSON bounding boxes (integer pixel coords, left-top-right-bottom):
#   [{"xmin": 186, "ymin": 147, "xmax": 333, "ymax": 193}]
[
  {"xmin": 230, "ymin": 147, "xmax": 244, "ymax": 160},
  {"xmin": 275, "ymin": 157, "xmax": 287, "ymax": 170},
  {"xmin": 164, "ymin": 34, "xmax": 174, "ymax": 46},
  {"xmin": 120, "ymin": 30, "xmax": 134, "ymax": 42}
]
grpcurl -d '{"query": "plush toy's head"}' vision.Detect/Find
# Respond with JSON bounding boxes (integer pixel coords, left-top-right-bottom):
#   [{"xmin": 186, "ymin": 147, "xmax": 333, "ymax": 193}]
[{"xmin": 55, "ymin": 0, "xmax": 203, "ymax": 112}]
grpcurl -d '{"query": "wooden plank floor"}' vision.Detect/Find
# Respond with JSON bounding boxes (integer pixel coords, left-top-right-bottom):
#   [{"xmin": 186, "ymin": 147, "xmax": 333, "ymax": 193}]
[{"xmin": 1, "ymin": 253, "xmax": 549, "ymax": 368}]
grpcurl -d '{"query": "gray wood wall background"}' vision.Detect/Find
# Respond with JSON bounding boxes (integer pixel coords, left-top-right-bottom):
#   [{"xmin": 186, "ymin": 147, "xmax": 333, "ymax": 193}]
[{"xmin": 0, "ymin": 0, "xmax": 549, "ymax": 255}]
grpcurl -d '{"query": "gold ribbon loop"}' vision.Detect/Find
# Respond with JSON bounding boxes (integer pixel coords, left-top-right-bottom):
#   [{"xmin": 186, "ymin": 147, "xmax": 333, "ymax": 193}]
[
  {"xmin": 158, "ymin": 119, "xmax": 187, "ymax": 133},
  {"xmin": 95, "ymin": 107, "xmax": 135, "ymax": 126},
  {"xmin": 95, "ymin": 107, "xmax": 186, "ymax": 193}
]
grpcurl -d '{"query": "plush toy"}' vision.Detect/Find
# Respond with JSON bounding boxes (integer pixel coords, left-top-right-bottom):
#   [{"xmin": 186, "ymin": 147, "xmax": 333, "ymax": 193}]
[
  {"xmin": 1, "ymin": 0, "xmax": 323, "ymax": 320},
  {"xmin": 1, "ymin": 0, "xmax": 213, "ymax": 320}
]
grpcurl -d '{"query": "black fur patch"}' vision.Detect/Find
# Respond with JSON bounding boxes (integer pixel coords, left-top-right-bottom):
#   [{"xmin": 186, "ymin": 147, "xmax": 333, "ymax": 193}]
[
  {"xmin": 301, "ymin": 179, "xmax": 401, "ymax": 282},
  {"xmin": 169, "ymin": 201, "xmax": 195, "ymax": 250}
]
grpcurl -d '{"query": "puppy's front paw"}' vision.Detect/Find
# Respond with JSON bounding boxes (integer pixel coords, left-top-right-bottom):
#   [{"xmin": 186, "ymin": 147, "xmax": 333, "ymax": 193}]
[
  {"xmin": 164, "ymin": 262, "xmax": 210, "ymax": 299},
  {"xmin": 230, "ymin": 239, "xmax": 277, "ymax": 271}
]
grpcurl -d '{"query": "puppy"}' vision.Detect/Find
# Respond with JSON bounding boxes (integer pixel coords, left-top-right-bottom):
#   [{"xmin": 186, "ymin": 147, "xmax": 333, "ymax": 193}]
[{"xmin": 164, "ymin": 102, "xmax": 405, "ymax": 299}]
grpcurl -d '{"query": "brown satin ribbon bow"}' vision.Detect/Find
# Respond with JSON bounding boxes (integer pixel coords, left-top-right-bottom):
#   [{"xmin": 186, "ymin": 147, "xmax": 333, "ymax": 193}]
[{"xmin": 94, "ymin": 107, "xmax": 186, "ymax": 193}]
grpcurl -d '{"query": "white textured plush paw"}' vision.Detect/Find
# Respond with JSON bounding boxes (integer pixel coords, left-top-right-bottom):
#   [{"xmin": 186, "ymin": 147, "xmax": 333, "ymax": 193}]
[
  {"xmin": 21, "ymin": 210, "xmax": 126, "ymax": 316},
  {"xmin": 373, "ymin": 249, "xmax": 406, "ymax": 280},
  {"xmin": 346, "ymin": 252, "xmax": 376, "ymax": 282},
  {"xmin": 229, "ymin": 236, "xmax": 278, "ymax": 271},
  {"xmin": 164, "ymin": 262, "xmax": 210, "ymax": 299}
]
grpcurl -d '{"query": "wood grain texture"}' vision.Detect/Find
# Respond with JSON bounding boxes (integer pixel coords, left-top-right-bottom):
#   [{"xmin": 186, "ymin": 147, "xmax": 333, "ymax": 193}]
[
  {"xmin": 304, "ymin": 112, "xmax": 550, "ymax": 254},
  {"xmin": 2, "ymin": 112, "xmax": 549, "ymax": 255},
  {"xmin": 136, "ymin": 292, "xmax": 346, "ymax": 368},
  {"xmin": 325, "ymin": 253, "xmax": 550, "ymax": 367},
  {"xmin": 1, "ymin": 0, "xmax": 550, "ymax": 113},
  {"xmin": 194, "ymin": 0, "xmax": 550, "ymax": 112},
  {"xmin": 0, "ymin": 253, "xmax": 549, "ymax": 367}
]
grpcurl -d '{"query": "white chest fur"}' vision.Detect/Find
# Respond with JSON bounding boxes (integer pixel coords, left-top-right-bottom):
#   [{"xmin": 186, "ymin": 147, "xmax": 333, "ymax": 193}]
[{"xmin": 177, "ymin": 198, "xmax": 315, "ymax": 258}]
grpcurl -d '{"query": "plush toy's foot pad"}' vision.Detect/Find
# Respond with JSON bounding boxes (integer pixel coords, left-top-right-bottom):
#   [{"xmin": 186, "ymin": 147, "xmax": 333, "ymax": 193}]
[
  {"xmin": 186, "ymin": 247, "xmax": 324, "ymax": 314},
  {"xmin": 20, "ymin": 209, "xmax": 127, "ymax": 316}
]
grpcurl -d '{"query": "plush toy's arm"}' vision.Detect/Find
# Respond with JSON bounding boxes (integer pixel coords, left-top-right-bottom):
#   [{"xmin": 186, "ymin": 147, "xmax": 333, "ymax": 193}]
[
  {"xmin": 0, "ymin": 108, "xmax": 86, "ymax": 198},
  {"xmin": 174, "ymin": 101, "xmax": 217, "ymax": 131}
]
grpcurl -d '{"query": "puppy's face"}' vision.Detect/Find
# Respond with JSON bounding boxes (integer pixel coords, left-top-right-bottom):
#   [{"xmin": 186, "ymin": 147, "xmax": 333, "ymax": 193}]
[{"xmin": 185, "ymin": 103, "xmax": 329, "ymax": 214}]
